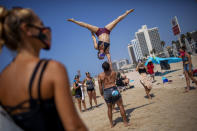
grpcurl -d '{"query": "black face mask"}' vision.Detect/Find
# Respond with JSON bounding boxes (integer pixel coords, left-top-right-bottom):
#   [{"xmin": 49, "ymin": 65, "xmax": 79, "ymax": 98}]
[{"xmin": 27, "ymin": 24, "xmax": 51, "ymax": 50}]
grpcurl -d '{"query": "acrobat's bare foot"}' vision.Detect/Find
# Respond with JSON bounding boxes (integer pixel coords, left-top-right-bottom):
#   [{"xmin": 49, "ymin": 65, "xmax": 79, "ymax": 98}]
[
  {"xmin": 126, "ymin": 9, "xmax": 134, "ymax": 14},
  {"xmin": 67, "ymin": 18, "xmax": 75, "ymax": 22}
]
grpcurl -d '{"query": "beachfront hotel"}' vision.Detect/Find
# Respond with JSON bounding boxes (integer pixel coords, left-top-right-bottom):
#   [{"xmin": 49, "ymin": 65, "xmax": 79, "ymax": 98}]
[
  {"xmin": 112, "ymin": 59, "xmax": 129, "ymax": 71},
  {"xmin": 128, "ymin": 39, "xmax": 143, "ymax": 65},
  {"xmin": 135, "ymin": 25, "xmax": 163, "ymax": 56}
]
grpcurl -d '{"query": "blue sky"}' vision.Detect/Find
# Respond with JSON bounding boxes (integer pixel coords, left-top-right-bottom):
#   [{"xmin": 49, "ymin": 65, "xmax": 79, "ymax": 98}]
[{"xmin": 0, "ymin": 0, "xmax": 197, "ymax": 82}]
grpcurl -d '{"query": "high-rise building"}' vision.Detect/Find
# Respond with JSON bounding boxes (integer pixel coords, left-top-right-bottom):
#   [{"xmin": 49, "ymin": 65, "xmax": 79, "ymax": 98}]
[
  {"xmin": 127, "ymin": 44, "xmax": 137, "ymax": 65},
  {"xmin": 112, "ymin": 61, "xmax": 119, "ymax": 71},
  {"xmin": 128, "ymin": 39, "xmax": 144, "ymax": 64},
  {"xmin": 112, "ymin": 59, "xmax": 129, "ymax": 71},
  {"xmin": 135, "ymin": 25, "xmax": 163, "ymax": 56},
  {"xmin": 118, "ymin": 59, "xmax": 129, "ymax": 69}
]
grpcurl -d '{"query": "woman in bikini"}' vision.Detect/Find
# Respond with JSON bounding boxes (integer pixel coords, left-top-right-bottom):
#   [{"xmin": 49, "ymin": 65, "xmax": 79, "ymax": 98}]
[
  {"xmin": 179, "ymin": 46, "xmax": 197, "ymax": 92},
  {"xmin": 0, "ymin": 6, "xmax": 87, "ymax": 131},
  {"xmin": 67, "ymin": 9, "xmax": 134, "ymax": 65},
  {"xmin": 83, "ymin": 72, "xmax": 97, "ymax": 109}
]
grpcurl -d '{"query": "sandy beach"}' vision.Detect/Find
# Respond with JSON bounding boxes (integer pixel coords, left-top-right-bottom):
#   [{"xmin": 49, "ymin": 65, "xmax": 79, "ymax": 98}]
[{"xmin": 75, "ymin": 55, "xmax": 197, "ymax": 131}]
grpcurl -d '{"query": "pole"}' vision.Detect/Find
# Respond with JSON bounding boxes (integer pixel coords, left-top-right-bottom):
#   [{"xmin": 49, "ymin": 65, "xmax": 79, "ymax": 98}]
[{"xmin": 177, "ymin": 34, "xmax": 182, "ymax": 47}]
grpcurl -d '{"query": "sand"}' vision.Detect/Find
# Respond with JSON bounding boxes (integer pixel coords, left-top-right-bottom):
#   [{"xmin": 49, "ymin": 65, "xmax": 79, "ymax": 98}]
[{"xmin": 75, "ymin": 55, "xmax": 197, "ymax": 131}]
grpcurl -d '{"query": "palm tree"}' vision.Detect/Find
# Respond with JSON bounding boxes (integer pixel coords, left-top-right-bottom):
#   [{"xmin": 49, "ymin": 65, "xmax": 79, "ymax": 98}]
[
  {"xmin": 186, "ymin": 32, "xmax": 192, "ymax": 44},
  {"xmin": 152, "ymin": 48, "xmax": 156, "ymax": 54},
  {"xmin": 175, "ymin": 40, "xmax": 181, "ymax": 51},
  {"xmin": 171, "ymin": 41, "xmax": 176, "ymax": 45},
  {"xmin": 161, "ymin": 41, "xmax": 165, "ymax": 48},
  {"xmin": 150, "ymin": 48, "xmax": 156, "ymax": 56},
  {"xmin": 150, "ymin": 50, "xmax": 153, "ymax": 55},
  {"xmin": 180, "ymin": 34, "xmax": 186, "ymax": 44}
]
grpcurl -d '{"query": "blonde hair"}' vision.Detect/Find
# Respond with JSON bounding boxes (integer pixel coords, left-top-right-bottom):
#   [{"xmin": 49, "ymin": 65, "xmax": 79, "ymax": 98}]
[{"xmin": 0, "ymin": 6, "xmax": 36, "ymax": 52}]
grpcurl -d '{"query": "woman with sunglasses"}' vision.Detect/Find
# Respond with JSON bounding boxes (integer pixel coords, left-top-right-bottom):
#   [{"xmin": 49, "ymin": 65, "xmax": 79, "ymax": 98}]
[
  {"xmin": 0, "ymin": 6, "xmax": 87, "ymax": 131},
  {"xmin": 73, "ymin": 75, "xmax": 87, "ymax": 112},
  {"xmin": 179, "ymin": 46, "xmax": 197, "ymax": 92},
  {"xmin": 67, "ymin": 9, "xmax": 134, "ymax": 64},
  {"xmin": 83, "ymin": 72, "xmax": 98, "ymax": 109}
]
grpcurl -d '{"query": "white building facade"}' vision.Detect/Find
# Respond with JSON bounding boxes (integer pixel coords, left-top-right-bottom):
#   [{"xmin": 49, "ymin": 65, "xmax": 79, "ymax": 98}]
[
  {"xmin": 135, "ymin": 25, "xmax": 163, "ymax": 56},
  {"xmin": 128, "ymin": 39, "xmax": 143, "ymax": 64},
  {"xmin": 112, "ymin": 59, "xmax": 129, "ymax": 71}
]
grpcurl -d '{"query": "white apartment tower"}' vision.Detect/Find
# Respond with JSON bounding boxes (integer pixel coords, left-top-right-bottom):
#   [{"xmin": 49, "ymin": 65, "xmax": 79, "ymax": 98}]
[
  {"xmin": 128, "ymin": 44, "xmax": 137, "ymax": 65},
  {"xmin": 128, "ymin": 39, "xmax": 143, "ymax": 64},
  {"xmin": 112, "ymin": 59, "xmax": 129, "ymax": 71},
  {"xmin": 135, "ymin": 25, "xmax": 163, "ymax": 56}
]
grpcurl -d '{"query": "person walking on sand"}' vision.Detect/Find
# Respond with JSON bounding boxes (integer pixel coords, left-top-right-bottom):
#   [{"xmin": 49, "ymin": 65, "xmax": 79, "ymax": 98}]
[
  {"xmin": 83, "ymin": 72, "xmax": 98, "ymax": 109},
  {"xmin": 0, "ymin": 6, "xmax": 87, "ymax": 131},
  {"xmin": 67, "ymin": 9, "xmax": 134, "ymax": 66},
  {"xmin": 136, "ymin": 60, "xmax": 153, "ymax": 99},
  {"xmin": 179, "ymin": 46, "xmax": 197, "ymax": 92},
  {"xmin": 147, "ymin": 60, "xmax": 155, "ymax": 82},
  {"xmin": 73, "ymin": 75, "xmax": 87, "ymax": 112},
  {"xmin": 98, "ymin": 61, "xmax": 129, "ymax": 128}
]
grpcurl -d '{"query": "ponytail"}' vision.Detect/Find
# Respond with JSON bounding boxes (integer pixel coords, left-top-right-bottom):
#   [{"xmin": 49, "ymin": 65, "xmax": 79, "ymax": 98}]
[
  {"xmin": 0, "ymin": 6, "xmax": 8, "ymax": 52},
  {"xmin": 0, "ymin": 6, "xmax": 36, "ymax": 53}
]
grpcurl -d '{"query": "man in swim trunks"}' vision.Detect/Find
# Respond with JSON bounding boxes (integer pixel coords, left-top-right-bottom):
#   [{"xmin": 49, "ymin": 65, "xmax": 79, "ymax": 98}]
[{"xmin": 98, "ymin": 61, "xmax": 129, "ymax": 128}]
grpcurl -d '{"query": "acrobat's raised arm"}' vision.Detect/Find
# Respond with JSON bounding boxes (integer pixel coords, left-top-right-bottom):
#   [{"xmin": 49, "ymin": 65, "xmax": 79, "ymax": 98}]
[
  {"xmin": 91, "ymin": 32, "xmax": 98, "ymax": 50},
  {"xmin": 106, "ymin": 53, "xmax": 113, "ymax": 70}
]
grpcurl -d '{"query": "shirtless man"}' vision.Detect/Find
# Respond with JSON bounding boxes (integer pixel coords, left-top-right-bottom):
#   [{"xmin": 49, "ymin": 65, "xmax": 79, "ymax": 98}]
[{"xmin": 98, "ymin": 61, "xmax": 129, "ymax": 127}]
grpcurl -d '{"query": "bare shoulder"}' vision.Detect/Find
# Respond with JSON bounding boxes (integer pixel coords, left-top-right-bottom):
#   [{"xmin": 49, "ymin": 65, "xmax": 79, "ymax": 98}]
[
  {"xmin": 47, "ymin": 60, "xmax": 67, "ymax": 72},
  {"xmin": 98, "ymin": 72, "xmax": 104, "ymax": 79},
  {"xmin": 112, "ymin": 71, "xmax": 116, "ymax": 75},
  {"xmin": 46, "ymin": 60, "xmax": 68, "ymax": 80}
]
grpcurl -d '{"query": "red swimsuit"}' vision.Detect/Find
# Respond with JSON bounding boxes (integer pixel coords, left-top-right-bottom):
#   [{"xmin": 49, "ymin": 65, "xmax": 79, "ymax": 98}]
[{"xmin": 95, "ymin": 28, "xmax": 110, "ymax": 37}]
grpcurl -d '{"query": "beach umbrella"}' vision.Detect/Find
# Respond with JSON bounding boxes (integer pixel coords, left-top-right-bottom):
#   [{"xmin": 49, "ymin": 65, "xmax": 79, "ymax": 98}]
[
  {"xmin": 161, "ymin": 57, "xmax": 182, "ymax": 64},
  {"xmin": 145, "ymin": 56, "xmax": 160, "ymax": 66},
  {"xmin": 145, "ymin": 57, "xmax": 182, "ymax": 66}
]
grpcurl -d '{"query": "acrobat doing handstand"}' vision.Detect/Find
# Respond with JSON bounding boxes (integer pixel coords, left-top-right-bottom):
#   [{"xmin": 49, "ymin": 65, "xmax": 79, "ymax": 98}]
[{"xmin": 67, "ymin": 9, "xmax": 134, "ymax": 66}]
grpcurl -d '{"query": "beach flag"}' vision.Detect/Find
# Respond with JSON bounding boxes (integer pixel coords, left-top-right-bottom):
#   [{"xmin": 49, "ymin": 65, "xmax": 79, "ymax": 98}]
[
  {"xmin": 171, "ymin": 16, "xmax": 181, "ymax": 36},
  {"xmin": 162, "ymin": 77, "xmax": 168, "ymax": 83}
]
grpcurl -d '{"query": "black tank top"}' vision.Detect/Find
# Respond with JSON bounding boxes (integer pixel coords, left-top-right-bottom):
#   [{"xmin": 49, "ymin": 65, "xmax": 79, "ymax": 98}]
[
  {"xmin": 138, "ymin": 68, "xmax": 147, "ymax": 74},
  {"xmin": 0, "ymin": 59, "xmax": 64, "ymax": 131},
  {"xmin": 74, "ymin": 82, "xmax": 82, "ymax": 95}
]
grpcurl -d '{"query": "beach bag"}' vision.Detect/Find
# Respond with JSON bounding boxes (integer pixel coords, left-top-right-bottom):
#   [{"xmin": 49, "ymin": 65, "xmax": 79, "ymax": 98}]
[
  {"xmin": 71, "ymin": 87, "xmax": 76, "ymax": 96},
  {"xmin": 193, "ymin": 69, "xmax": 197, "ymax": 77},
  {"xmin": 160, "ymin": 60, "xmax": 170, "ymax": 70},
  {"xmin": 0, "ymin": 106, "xmax": 23, "ymax": 131}
]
